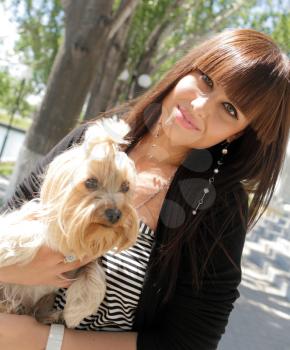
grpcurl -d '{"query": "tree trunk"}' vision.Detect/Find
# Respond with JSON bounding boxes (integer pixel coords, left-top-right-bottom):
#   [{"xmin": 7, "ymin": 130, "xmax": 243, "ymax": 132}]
[
  {"xmin": 5, "ymin": 0, "xmax": 114, "ymax": 199},
  {"xmin": 84, "ymin": 0, "xmax": 139, "ymax": 120}
]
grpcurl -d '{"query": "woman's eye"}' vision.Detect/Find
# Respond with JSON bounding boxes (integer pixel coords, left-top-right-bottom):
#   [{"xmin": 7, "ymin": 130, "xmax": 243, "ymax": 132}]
[
  {"xmin": 223, "ymin": 102, "xmax": 238, "ymax": 119},
  {"xmin": 201, "ymin": 73, "xmax": 213, "ymax": 88},
  {"xmin": 85, "ymin": 177, "xmax": 99, "ymax": 190},
  {"xmin": 120, "ymin": 181, "xmax": 130, "ymax": 193}
]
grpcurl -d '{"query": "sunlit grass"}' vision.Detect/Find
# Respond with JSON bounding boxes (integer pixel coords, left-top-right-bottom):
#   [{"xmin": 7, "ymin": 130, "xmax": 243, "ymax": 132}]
[
  {"xmin": 0, "ymin": 113, "xmax": 31, "ymax": 131},
  {"xmin": 0, "ymin": 161, "xmax": 14, "ymax": 177}
]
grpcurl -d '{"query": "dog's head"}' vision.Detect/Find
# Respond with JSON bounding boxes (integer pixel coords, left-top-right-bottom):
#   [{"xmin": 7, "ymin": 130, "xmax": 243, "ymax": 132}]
[{"xmin": 39, "ymin": 117, "xmax": 139, "ymax": 259}]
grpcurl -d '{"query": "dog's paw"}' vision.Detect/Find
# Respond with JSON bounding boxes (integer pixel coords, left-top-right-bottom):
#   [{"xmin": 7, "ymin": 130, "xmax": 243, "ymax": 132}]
[
  {"xmin": 35, "ymin": 309, "xmax": 64, "ymax": 325},
  {"xmin": 33, "ymin": 292, "xmax": 62, "ymax": 325}
]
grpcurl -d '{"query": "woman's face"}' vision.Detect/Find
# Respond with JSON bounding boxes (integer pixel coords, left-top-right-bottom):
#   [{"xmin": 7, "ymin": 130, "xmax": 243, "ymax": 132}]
[{"xmin": 160, "ymin": 69, "xmax": 250, "ymax": 149}]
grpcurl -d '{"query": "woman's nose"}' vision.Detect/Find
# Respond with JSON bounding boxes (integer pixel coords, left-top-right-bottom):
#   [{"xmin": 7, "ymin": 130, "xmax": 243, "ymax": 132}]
[{"xmin": 190, "ymin": 96, "xmax": 209, "ymax": 118}]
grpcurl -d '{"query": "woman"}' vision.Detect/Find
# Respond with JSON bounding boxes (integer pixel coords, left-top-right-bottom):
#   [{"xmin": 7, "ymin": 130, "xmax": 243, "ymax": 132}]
[{"xmin": 0, "ymin": 28, "xmax": 289, "ymax": 350}]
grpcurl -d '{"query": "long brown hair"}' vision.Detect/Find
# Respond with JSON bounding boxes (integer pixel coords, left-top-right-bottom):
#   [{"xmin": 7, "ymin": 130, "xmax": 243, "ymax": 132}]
[{"xmin": 87, "ymin": 28, "xmax": 290, "ymax": 301}]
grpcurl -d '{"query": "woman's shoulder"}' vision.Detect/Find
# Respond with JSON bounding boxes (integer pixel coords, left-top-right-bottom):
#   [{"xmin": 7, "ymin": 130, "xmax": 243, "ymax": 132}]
[
  {"xmin": 196, "ymin": 183, "xmax": 249, "ymax": 255},
  {"xmin": 37, "ymin": 123, "xmax": 89, "ymax": 167},
  {"xmin": 215, "ymin": 183, "xmax": 249, "ymax": 219},
  {"xmin": 57, "ymin": 122, "xmax": 90, "ymax": 149},
  {"xmin": 226, "ymin": 183, "xmax": 249, "ymax": 225}
]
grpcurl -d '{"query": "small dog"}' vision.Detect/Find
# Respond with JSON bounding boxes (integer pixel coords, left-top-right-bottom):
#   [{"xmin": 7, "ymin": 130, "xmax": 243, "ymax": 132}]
[{"xmin": 0, "ymin": 116, "xmax": 139, "ymax": 328}]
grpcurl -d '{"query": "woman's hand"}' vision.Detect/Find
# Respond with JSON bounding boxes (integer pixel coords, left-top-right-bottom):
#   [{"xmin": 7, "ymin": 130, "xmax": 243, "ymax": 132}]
[
  {"xmin": 0, "ymin": 246, "xmax": 92, "ymax": 288},
  {"xmin": 0, "ymin": 313, "xmax": 50, "ymax": 350}
]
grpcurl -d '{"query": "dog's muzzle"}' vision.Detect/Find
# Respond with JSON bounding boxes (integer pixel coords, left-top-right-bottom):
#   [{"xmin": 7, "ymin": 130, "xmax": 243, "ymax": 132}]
[{"xmin": 105, "ymin": 208, "xmax": 122, "ymax": 224}]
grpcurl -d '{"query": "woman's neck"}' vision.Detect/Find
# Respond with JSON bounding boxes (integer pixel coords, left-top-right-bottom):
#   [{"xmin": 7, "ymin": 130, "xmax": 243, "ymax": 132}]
[{"xmin": 135, "ymin": 122, "xmax": 191, "ymax": 168}]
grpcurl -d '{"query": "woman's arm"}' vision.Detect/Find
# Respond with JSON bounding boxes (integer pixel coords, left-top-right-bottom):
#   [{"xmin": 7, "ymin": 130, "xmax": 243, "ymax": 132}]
[
  {"xmin": 62, "ymin": 328, "xmax": 137, "ymax": 350},
  {"xmin": 0, "ymin": 245, "xmax": 92, "ymax": 287},
  {"xmin": 0, "ymin": 314, "xmax": 137, "ymax": 350}
]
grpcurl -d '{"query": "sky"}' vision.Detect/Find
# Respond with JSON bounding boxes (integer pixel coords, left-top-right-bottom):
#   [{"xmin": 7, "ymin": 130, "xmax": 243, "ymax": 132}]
[{"xmin": 0, "ymin": 3, "xmax": 22, "ymax": 74}]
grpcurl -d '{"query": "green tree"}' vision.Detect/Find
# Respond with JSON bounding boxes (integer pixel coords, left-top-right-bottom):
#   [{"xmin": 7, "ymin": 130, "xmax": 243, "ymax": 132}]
[
  {"xmin": 130, "ymin": 0, "xmax": 290, "ymax": 90},
  {"xmin": 271, "ymin": 12, "xmax": 290, "ymax": 55},
  {"xmin": 0, "ymin": 68, "xmax": 34, "ymax": 118},
  {"xmin": 3, "ymin": 0, "xmax": 64, "ymax": 92},
  {"xmin": 110, "ymin": 0, "xmax": 257, "ymax": 101}
]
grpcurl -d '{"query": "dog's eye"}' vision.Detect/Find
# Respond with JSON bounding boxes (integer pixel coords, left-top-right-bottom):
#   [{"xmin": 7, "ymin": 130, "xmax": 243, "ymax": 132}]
[
  {"xmin": 120, "ymin": 181, "xmax": 130, "ymax": 193},
  {"xmin": 85, "ymin": 178, "xmax": 99, "ymax": 190}
]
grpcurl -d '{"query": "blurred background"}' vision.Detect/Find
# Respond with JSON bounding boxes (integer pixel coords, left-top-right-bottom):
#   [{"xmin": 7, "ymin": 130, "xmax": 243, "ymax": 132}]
[{"xmin": 0, "ymin": 0, "xmax": 289, "ymax": 349}]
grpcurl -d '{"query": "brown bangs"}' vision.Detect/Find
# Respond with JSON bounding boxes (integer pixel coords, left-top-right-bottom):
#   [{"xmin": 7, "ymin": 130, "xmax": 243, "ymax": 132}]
[{"xmin": 193, "ymin": 30, "xmax": 290, "ymax": 145}]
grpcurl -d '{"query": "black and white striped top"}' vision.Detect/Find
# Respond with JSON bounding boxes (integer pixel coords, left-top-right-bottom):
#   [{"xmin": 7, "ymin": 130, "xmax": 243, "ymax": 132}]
[{"xmin": 53, "ymin": 220, "xmax": 155, "ymax": 331}]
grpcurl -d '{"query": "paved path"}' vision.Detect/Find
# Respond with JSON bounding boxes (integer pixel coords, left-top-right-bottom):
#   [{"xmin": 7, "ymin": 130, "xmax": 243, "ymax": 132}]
[{"xmin": 219, "ymin": 249, "xmax": 290, "ymax": 350}]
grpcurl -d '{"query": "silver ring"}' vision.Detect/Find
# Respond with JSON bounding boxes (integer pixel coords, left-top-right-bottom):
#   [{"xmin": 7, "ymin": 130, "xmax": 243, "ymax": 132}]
[{"xmin": 63, "ymin": 254, "xmax": 77, "ymax": 264}]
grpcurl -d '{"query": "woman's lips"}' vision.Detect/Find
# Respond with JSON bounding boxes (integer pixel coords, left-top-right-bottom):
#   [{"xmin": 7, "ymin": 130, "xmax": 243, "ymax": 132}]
[{"xmin": 176, "ymin": 105, "xmax": 200, "ymax": 131}]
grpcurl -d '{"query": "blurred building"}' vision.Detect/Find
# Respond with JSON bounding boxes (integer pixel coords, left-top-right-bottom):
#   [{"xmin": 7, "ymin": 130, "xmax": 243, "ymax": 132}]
[{"xmin": 275, "ymin": 139, "xmax": 290, "ymax": 205}]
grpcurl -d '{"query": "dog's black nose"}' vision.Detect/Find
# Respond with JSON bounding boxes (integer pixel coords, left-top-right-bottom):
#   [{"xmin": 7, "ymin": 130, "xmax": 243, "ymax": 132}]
[{"xmin": 105, "ymin": 208, "xmax": 122, "ymax": 224}]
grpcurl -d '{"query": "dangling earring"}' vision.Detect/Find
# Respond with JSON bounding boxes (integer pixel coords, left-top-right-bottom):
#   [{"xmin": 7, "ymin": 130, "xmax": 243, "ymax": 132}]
[{"xmin": 192, "ymin": 141, "xmax": 230, "ymax": 216}]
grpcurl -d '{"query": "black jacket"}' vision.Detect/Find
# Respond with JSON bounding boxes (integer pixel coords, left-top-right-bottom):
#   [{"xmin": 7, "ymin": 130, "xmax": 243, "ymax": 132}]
[{"xmin": 2, "ymin": 123, "xmax": 248, "ymax": 350}]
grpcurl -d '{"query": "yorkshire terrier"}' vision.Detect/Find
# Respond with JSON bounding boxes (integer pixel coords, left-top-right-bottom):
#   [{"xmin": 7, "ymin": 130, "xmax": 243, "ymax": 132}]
[{"xmin": 0, "ymin": 116, "xmax": 139, "ymax": 328}]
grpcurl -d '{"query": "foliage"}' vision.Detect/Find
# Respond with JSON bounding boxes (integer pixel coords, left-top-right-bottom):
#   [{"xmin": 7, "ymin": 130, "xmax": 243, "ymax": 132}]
[
  {"xmin": 0, "ymin": 0, "xmax": 64, "ymax": 119},
  {"xmin": 112, "ymin": 0, "xmax": 123, "ymax": 13},
  {"xmin": 271, "ymin": 12, "xmax": 290, "ymax": 55},
  {"xmin": 124, "ymin": 0, "xmax": 257, "ymax": 86},
  {"xmin": 126, "ymin": 0, "xmax": 181, "ymax": 68},
  {"xmin": 6, "ymin": 0, "xmax": 64, "ymax": 91},
  {"xmin": 231, "ymin": 0, "xmax": 290, "ymax": 56},
  {"xmin": 0, "ymin": 68, "xmax": 35, "ymax": 118},
  {"xmin": 124, "ymin": 0, "xmax": 290, "ymax": 89}
]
